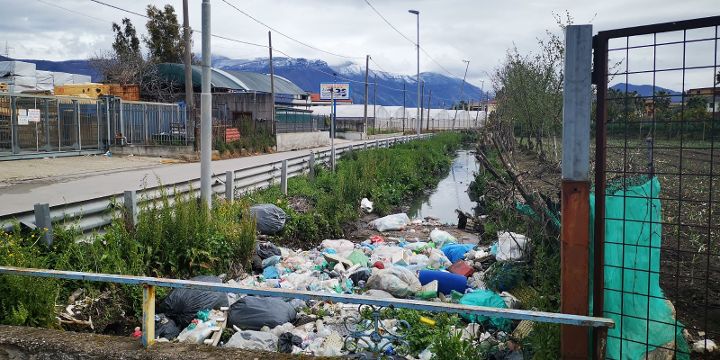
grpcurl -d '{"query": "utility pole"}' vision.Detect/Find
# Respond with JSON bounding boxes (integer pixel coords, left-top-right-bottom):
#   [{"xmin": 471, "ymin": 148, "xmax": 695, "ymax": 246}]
[
  {"xmin": 373, "ymin": 74, "xmax": 377, "ymax": 133},
  {"xmin": 452, "ymin": 59, "xmax": 470, "ymax": 130},
  {"xmin": 408, "ymin": 9, "xmax": 420, "ymax": 135},
  {"xmin": 200, "ymin": 0, "xmax": 212, "ymax": 208},
  {"xmin": 419, "ymin": 80, "xmax": 424, "ymax": 133},
  {"xmin": 402, "ymin": 81, "xmax": 406, "ymax": 133},
  {"xmin": 363, "ymin": 55, "xmax": 369, "ymax": 137},
  {"xmin": 426, "ymin": 89, "xmax": 432, "ymax": 131},
  {"xmin": 182, "ymin": 0, "xmax": 195, "ymax": 150},
  {"xmin": 268, "ymin": 31, "xmax": 275, "ymax": 124}
]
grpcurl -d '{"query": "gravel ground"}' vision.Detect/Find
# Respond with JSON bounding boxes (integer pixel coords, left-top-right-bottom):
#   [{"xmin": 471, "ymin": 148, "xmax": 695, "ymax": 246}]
[
  {"xmin": 0, "ymin": 325, "xmax": 330, "ymax": 360},
  {"xmin": 0, "ymin": 155, "xmax": 181, "ymax": 187}
]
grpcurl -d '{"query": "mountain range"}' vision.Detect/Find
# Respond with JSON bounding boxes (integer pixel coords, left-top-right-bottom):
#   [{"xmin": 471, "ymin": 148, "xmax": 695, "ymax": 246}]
[
  {"xmin": 609, "ymin": 83, "xmax": 681, "ymax": 97},
  {"xmin": 0, "ymin": 55, "xmax": 487, "ymax": 108}
]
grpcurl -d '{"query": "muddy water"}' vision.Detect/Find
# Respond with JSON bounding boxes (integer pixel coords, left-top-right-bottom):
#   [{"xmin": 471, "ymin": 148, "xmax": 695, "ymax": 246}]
[{"xmin": 408, "ymin": 150, "xmax": 480, "ymax": 224}]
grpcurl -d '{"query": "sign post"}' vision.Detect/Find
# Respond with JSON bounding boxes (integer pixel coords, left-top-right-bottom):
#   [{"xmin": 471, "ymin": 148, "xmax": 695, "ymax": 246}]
[{"xmin": 320, "ymin": 83, "xmax": 350, "ymax": 172}]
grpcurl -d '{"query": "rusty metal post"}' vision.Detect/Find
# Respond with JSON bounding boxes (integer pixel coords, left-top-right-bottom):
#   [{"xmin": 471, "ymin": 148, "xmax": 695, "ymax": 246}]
[
  {"xmin": 142, "ymin": 284, "xmax": 156, "ymax": 347},
  {"xmin": 560, "ymin": 24, "xmax": 593, "ymax": 359}
]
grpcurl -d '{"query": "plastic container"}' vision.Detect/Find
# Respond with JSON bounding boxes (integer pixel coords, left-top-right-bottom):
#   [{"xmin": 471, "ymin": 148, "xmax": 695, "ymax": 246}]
[{"xmin": 418, "ymin": 270, "xmax": 468, "ymax": 295}]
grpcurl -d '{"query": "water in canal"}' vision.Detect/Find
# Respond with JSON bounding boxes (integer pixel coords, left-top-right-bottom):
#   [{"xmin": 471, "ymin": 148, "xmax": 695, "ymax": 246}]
[{"xmin": 408, "ymin": 150, "xmax": 480, "ymax": 224}]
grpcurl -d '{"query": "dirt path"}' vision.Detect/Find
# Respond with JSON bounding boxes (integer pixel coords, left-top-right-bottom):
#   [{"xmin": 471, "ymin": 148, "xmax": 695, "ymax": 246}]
[{"xmin": 0, "ymin": 325, "xmax": 329, "ymax": 360}]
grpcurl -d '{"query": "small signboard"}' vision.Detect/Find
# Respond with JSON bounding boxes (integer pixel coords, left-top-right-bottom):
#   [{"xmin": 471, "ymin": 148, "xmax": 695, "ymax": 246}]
[
  {"xmin": 17, "ymin": 109, "xmax": 29, "ymax": 125},
  {"xmin": 320, "ymin": 83, "xmax": 350, "ymax": 100},
  {"xmin": 28, "ymin": 109, "xmax": 41, "ymax": 122}
]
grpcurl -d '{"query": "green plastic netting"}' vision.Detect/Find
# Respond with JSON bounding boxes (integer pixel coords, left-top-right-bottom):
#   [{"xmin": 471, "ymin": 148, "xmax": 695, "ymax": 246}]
[{"xmin": 590, "ymin": 176, "xmax": 689, "ymax": 359}]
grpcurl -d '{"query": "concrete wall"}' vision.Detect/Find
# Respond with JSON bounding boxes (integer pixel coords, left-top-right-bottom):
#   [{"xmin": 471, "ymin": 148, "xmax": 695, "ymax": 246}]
[
  {"xmin": 336, "ymin": 131, "xmax": 365, "ymax": 141},
  {"xmin": 110, "ymin": 144, "xmax": 195, "ymax": 158},
  {"xmin": 275, "ymin": 131, "xmax": 331, "ymax": 151}
]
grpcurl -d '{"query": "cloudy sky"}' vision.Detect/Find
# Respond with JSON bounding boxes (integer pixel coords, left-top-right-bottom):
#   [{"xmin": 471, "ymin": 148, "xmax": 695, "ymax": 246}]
[{"xmin": 0, "ymin": 0, "xmax": 717, "ymax": 89}]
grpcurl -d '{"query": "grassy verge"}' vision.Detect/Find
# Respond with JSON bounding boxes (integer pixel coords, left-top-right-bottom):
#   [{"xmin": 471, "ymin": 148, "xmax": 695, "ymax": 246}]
[
  {"xmin": 246, "ymin": 132, "xmax": 464, "ymax": 247},
  {"xmin": 0, "ymin": 193, "xmax": 256, "ymax": 330}
]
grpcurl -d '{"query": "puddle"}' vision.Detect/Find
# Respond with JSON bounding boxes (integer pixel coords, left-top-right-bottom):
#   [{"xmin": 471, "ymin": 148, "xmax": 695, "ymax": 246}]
[{"xmin": 408, "ymin": 149, "xmax": 480, "ymax": 224}]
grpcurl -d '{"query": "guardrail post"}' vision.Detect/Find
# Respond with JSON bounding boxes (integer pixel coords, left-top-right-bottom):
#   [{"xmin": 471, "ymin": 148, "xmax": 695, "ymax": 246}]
[
  {"xmin": 123, "ymin": 190, "xmax": 138, "ymax": 231},
  {"xmin": 33, "ymin": 203, "xmax": 53, "ymax": 246},
  {"xmin": 225, "ymin": 171, "xmax": 235, "ymax": 202},
  {"xmin": 363, "ymin": 142, "xmax": 367, "ymax": 150},
  {"xmin": 142, "ymin": 284, "xmax": 156, "ymax": 348},
  {"xmin": 331, "ymin": 147, "xmax": 336, "ymax": 172},
  {"xmin": 280, "ymin": 160, "xmax": 288, "ymax": 195},
  {"xmin": 560, "ymin": 24, "xmax": 593, "ymax": 360},
  {"xmin": 308, "ymin": 152, "xmax": 315, "ymax": 181}
]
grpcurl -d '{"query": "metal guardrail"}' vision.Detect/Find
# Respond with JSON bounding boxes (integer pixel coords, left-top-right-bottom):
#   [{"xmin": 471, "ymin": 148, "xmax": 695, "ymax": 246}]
[
  {"xmin": 0, "ymin": 134, "xmax": 431, "ymax": 236},
  {"xmin": 0, "ymin": 265, "xmax": 615, "ymax": 349}
]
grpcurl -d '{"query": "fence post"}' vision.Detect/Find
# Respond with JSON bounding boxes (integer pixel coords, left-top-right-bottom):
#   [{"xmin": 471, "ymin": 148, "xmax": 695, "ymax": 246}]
[
  {"xmin": 225, "ymin": 170, "xmax": 234, "ymax": 202},
  {"xmin": 123, "ymin": 190, "xmax": 138, "ymax": 231},
  {"xmin": 560, "ymin": 24, "xmax": 593, "ymax": 360},
  {"xmin": 331, "ymin": 147, "xmax": 336, "ymax": 172},
  {"xmin": 280, "ymin": 160, "xmax": 288, "ymax": 195},
  {"xmin": 75, "ymin": 100, "xmax": 81, "ymax": 151},
  {"xmin": 142, "ymin": 284, "xmax": 156, "ymax": 348},
  {"xmin": 33, "ymin": 203, "xmax": 53, "ymax": 246},
  {"xmin": 143, "ymin": 104, "xmax": 148, "ymax": 145},
  {"xmin": 119, "ymin": 99, "xmax": 125, "ymax": 145},
  {"xmin": 308, "ymin": 152, "xmax": 315, "ymax": 181},
  {"xmin": 44, "ymin": 99, "xmax": 51, "ymax": 151},
  {"xmin": 10, "ymin": 95, "xmax": 18, "ymax": 154}
]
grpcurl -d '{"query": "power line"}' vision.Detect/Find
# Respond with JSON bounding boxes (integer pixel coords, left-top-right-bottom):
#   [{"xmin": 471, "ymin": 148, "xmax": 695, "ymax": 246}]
[
  {"xmin": 36, "ymin": 0, "xmax": 107, "ymax": 24},
  {"xmin": 88, "ymin": 0, "xmax": 267, "ymax": 48},
  {"xmin": 221, "ymin": 0, "xmax": 361, "ymax": 60}
]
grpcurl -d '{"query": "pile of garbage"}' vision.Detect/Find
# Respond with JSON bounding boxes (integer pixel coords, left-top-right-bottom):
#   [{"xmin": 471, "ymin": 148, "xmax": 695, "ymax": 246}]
[{"xmin": 152, "ymin": 209, "xmax": 534, "ymax": 358}]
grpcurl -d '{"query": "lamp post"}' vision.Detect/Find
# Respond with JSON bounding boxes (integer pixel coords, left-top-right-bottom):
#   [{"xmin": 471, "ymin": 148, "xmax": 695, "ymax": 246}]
[
  {"xmin": 452, "ymin": 59, "xmax": 470, "ymax": 130},
  {"xmin": 408, "ymin": 9, "xmax": 420, "ymax": 135}
]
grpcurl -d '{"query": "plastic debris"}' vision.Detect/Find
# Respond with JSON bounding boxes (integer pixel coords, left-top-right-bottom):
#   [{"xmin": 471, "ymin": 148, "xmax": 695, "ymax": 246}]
[
  {"xmin": 459, "ymin": 290, "xmax": 510, "ymax": 330},
  {"xmin": 228, "ymin": 296, "xmax": 297, "ymax": 331},
  {"xmin": 496, "ymin": 232, "xmax": 530, "ymax": 261},
  {"xmin": 360, "ymin": 198, "xmax": 374, "ymax": 213},
  {"xmin": 250, "ymin": 204, "xmax": 287, "ymax": 235},
  {"xmin": 225, "ymin": 330, "xmax": 278, "ymax": 351},
  {"xmin": 158, "ymin": 275, "xmax": 229, "ymax": 329},
  {"xmin": 364, "ymin": 289, "xmax": 395, "ymax": 298},
  {"xmin": 369, "ymin": 213, "xmax": 411, "ymax": 232},
  {"xmin": 418, "ymin": 270, "xmax": 469, "ymax": 295},
  {"xmin": 347, "ymin": 250, "xmax": 369, "ymax": 266},
  {"xmin": 442, "ymin": 243, "xmax": 475, "ymax": 263},
  {"xmin": 693, "ymin": 339, "xmax": 717, "ymax": 353},
  {"xmin": 262, "ymin": 255, "xmax": 281, "ymax": 268},
  {"xmin": 155, "ymin": 314, "xmax": 180, "ymax": 340},
  {"xmin": 321, "ymin": 239, "xmax": 355, "ymax": 257},
  {"xmin": 278, "ymin": 332, "xmax": 303, "ymax": 353},
  {"xmin": 131, "ymin": 326, "xmax": 142, "ymax": 339},
  {"xmin": 448, "ymin": 260, "xmax": 475, "ymax": 277},
  {"xmin": 430, "ymin": 228, "xmax": 457, "ymax": 247},
  {"xmin": 256, "ymin": 241, "xmax": 281, "ymax": 260},
  {"xmin": 263, "ymin": 266, "xmax": 279, "ymax": 279},
  {"xmin": 416, "ymin": 280, "xmax": 438, "ymax": 299},
  {"xmin": 367, "ymin": 267, "xmax": 422, "ymax": 298}
]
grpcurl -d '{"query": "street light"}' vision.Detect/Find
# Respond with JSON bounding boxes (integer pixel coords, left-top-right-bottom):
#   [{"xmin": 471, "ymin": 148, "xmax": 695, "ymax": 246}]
[
  {"xmin": 408, "ymin": 9, "xmax": 420, "ymax": 135},
  {"xmin": 453, "ymin": 59, "xmax": 470, "ymax": 130}
]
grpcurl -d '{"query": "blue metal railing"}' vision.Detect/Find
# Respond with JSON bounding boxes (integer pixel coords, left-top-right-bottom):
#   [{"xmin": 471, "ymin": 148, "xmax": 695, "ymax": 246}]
[{"xmin": 0, "ymin": 265, "xmax": 614, "ymax": 351}]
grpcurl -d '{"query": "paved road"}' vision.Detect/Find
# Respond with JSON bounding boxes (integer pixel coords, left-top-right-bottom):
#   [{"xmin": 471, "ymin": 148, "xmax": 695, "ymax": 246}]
[{"xmin": 0, "ymin": 137, "xmax": 387, "ymax": 217}]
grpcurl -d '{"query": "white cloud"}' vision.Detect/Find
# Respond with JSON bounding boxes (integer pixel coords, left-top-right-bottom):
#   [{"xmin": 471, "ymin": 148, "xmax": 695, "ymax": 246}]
[{"xmin": 0, "ymin": 0, "xmax": 716, "ymax": 89}]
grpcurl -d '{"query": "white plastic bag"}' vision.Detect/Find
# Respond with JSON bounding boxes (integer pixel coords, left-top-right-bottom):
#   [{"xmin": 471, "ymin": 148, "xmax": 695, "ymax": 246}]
[
  {"xmin": 225, "ymin": 329, "xmax": 278, "ymax": 351},
  {"xmin": 430, "ymin": 228, "xmax": 457, "ymax": 247},
  {"xmin": 496, "ymin": 231, "xmax": 530, "ymax": 261},
  {"xmin": 369, "ymin": 213, "xmax": 411, "ymax": 232},
  {"xmin": 321, "ymin": 239, "xmax": 355, "ymax": 257},
  {"xmin": 360, "ymin": 198, "xmax": 374, "ymax": 213},
  {"xmin": 366, "ymin": 267, "xmax": 421, "ymax": 297}
]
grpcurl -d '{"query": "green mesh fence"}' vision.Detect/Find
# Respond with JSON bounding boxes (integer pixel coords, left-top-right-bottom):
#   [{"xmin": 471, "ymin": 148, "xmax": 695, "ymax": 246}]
[{"xmin": 591, "ymin": 176, "xmax": 689, "ymax": 359}]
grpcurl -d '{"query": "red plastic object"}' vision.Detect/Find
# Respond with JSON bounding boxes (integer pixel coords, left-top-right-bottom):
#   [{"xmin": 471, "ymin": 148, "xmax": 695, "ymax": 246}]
[
  {"xmin": 370, "ymin": 235, "xmax": 385, "ymax": 244},
  {"xmin": 373, "ymin": 261, "xmax": 385, "ymax": 269},
  {"xmin": 448, "ymin": 261, "xmax": 475, "ymax": 277}
]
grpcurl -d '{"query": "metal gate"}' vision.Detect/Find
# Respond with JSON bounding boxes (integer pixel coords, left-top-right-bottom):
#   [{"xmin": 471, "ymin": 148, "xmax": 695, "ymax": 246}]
[{"xmin": 593, "ymin": 16, "xmax": 720, "ymax": 359}]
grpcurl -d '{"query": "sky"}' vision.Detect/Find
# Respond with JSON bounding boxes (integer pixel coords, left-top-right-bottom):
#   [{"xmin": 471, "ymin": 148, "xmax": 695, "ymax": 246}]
[{"xmin": 0, "ymin": 0, "xmax": 717, "ymax": 90}]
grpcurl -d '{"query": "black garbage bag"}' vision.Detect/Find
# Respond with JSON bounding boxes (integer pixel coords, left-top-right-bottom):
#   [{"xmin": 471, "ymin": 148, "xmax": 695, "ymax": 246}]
[
  {"xmin": 249, "ymin": 204, "xmax": 287, "ymax": 235},
  {"xmin": 155, "ymin": 313, "xmax": 180, "ymax": 340},
  {"xmin": 349, "ymin": 267, "xmax": 371, "ymax": 286},
  {"xmin": 278, "ymin": 332, "xmax": 303, "ymax": 353},
  {"xmin": 256, "ymin": 241, "xmax": 281, "ymax": 260},
  {"xmin": 158, "ymin": 275, "xmax": 228, "ymax": 328},
  {"xmin": 228, "ymin": 296, "xmax": 296, "ymax": 331}
]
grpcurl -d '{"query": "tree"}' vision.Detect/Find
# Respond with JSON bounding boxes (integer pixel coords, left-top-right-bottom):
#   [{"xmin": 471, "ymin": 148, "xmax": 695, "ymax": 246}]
[
  {"xmin": 111, "ymin": 18, "xmax": 141, "ymax": 62},
  {"xmin": 144, "ymin": 5, "xmax": 185, "ymax": 64}
]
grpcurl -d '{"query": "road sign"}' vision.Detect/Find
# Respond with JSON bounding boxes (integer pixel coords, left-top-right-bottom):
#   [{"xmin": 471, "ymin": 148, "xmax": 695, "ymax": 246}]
[{"xmin": 320, "ymin": 83, "xmax": 350, "ymax": 100}]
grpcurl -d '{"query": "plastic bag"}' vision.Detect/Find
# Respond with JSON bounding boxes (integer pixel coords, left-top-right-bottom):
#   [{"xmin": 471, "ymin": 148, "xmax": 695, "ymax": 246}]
[
  {"xmin": 430, "ymin": 228, "xmax": 457, "ymax": 247},
  {"xmin": 442, "ymin": 243, "xmax": 475, "ymax": 263},
  {"xmin": 256, "ymin": 242, "xmax": 281, "ymax": 260},
  {"xmin": 155, "ymin": 313, "xmax": 180, "ymax": 340},
  {"xmin": 278, "ymin": 332, "xmax": 303, "ymax": 353},
  {"xmin": 369, "ymin": 213, "xmax": 411, "ymax": 232},
  {"xmin": 360, "ymin": 198, "xmax": 374, "ymax": 213},
  {"xmin": 458, "ymin": 290, "xmax": 510, "ymax": 330},
  {"xmin": 225, "ymin": 330, "xmax": 278, "ymax": 351},
  {"xmin": 496, "ymin": 232, "xmax": 530, "ymax": 261},
  {"xmin": 228, "ymin": 296, "xmax": 297, "ymax": 330},
  {"xmin": 347, "ymin": 250, "xmax": 369, "ymax": 266},
  {"xmin": 426, "ymin": 248, "xmax": 452, "ymax": 269},
  {"xmin": 250, "ymin": 204, "xmax": 287, "ymax": 235},
  {"xmin": 321, "ymin": 239, "xmax": 355, "ymax": 257},
  {"xmin": 177, "ymin": 320, "xmax": 216, "ymax": 344},
  {"xmin": 366, "ymin": 267, "xmax": 421, "ymax": 298},
  {"xmin": 158, "ymin": 275, "xmax": 229, "ymax": 328}
]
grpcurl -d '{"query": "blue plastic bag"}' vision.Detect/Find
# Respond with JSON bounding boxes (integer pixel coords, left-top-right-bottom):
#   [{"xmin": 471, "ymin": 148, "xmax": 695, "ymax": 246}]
[{"xmin": 441, "ymin": 243, "xmax": 475, "ymax": 263}]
